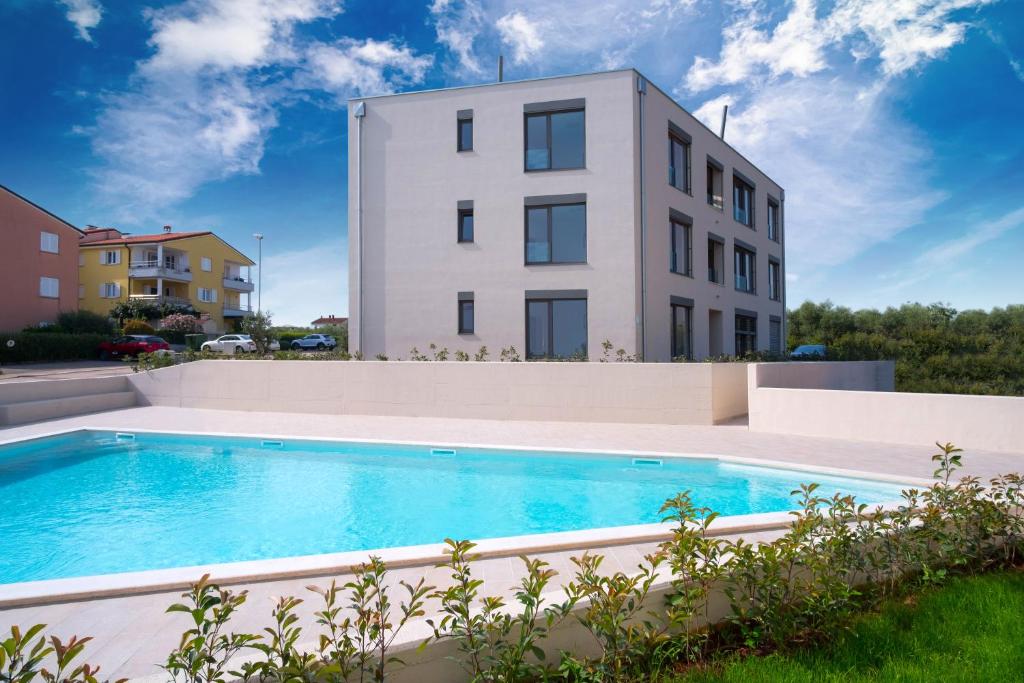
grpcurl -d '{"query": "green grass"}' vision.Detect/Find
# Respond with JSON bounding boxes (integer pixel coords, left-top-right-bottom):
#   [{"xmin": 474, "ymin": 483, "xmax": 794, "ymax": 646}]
[{"xmin": 669, "ymin": 571, "xmax": 1024, "ymax": 682}]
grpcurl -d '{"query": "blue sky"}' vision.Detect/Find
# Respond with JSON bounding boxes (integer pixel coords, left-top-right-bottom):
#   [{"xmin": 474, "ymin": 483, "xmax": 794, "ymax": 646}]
[{"xmin": 1, "ymin": 0, "xmax": 1022, "ymax": 325}]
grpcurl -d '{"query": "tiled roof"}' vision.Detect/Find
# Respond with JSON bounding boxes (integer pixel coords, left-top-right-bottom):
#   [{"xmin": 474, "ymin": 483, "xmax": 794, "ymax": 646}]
[
  {"xmin": 312, "ymin": 316, "xmax": 348, "ymax": 325},
  {"xmin": 80, "ymin": 231, "xmax": 212, "ymax": 246}
]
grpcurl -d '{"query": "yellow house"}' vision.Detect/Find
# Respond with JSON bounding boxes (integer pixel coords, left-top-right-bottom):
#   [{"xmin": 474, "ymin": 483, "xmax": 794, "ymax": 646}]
[{"xmin": 78, "ymin": 225, "xmax": 256, "ymax": 332}]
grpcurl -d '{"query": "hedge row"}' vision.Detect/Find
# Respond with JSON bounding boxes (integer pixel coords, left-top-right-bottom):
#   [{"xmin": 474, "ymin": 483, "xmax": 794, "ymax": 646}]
[{"xmin": 0, "ymin": 333, "xmax": 107, "ymax": 363}]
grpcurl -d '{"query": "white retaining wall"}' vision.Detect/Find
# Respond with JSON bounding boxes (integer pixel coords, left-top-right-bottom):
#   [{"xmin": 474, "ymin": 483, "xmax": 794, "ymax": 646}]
[{"xmin": 127, "ymin": 360, "xmax": 751, "ymax": 425}]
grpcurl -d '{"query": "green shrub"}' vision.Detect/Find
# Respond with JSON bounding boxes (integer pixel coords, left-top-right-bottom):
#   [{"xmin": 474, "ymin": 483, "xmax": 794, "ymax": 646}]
[
  {"xmin": 122, "ymin": 319, "xmax": 155, "ymax": 335},
  {"xmin": 55, "ymin": 310, "xmax": 115, "ymax": 335},
  {"xmin": 0, "ymin": 333, "xmax": 107, "ymax": 362}
]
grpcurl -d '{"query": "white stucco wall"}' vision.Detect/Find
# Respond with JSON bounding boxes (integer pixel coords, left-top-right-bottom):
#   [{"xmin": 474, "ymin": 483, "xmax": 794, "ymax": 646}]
[{"xmin": 128, "ymin": 360, "xmax": 749, "ymax": 425}]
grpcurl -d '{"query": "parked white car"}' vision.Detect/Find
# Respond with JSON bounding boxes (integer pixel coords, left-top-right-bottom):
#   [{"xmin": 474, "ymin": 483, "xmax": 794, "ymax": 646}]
[
  {"xmin": 201, "ymin": 334, "xmax": 256, "ymax": 354},
  {"xmin": 290, "ymin": 334, "xmax": 337, "ymax": 350}
]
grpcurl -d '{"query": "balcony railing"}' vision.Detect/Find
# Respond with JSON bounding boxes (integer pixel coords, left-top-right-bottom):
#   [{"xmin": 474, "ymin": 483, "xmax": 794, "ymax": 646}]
[
  {"xmin": 129, "ymin": 260, "xmax": 193, "ymax": 281},
  {"xmin": 223, "ymin": 303, "xmax": 253, "ymax": 316},
  {"xmin": 222, "ymin": 275, "xmax": 255, "ymax": 292},
  {"xmin": 128, "ymin": 293, "xmax": 192, "ymax": 307}
]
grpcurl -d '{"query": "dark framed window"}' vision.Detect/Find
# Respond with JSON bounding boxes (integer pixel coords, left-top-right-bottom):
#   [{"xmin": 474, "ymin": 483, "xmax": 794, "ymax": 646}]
[
  {"xmin": 457, "ymin": 117, "xmax": 473, "ymax": 152},
  {"xmin": 458, "ymin": 208, "xmax": 474, "ymax": 243},
  {"xmin": 526, "ymin": 297, "xmax": 587, "ymax": 359},
  {"xmin": 458, "ymin": 299, "xmax": 474, "ymax": 334},
  {"xmin": 734, "ymin": 245, "xmax": 756, "ymax": 293},
  {"xmin": 768, "ymin": 260, "xmax": 781, "ymax": 301},
  {"xmin": 736, "ymin": 314, "xmax": 757, "ymax": 355},
  {"xmin": 669, "ymin": 135, "xmax": 691, "ymax": 192},
  {"xmin": 671, "ymin": 304, "xmax": 692, "ymax": 360},
  {"xmin": 670, "ymin": 219, "xmax": 692, "ymax": 276},
  {"xmin": 707, "ymin": 161, "xmax": 723, "ymax": 209},
  {"xmin": 524, "ymin": 110, "xmax": 585, "ymax": 171},
  {"xmin": 733, "ymin": 175, "xmax": 754, "ymax": 227},
  {"xmin": 767, "ymin": 199, "xmax": 780, "ymax": 241},
  {"xmin": 769, "ymin": 318, "xmax": 782, "ymax": 355},
  {"xmin": 525, "ymin": 203, "xmax": 586, "ymax": 264},
  {"xmin": 708, "ymin": 237, "xmax": 724, "ymax": 284}
]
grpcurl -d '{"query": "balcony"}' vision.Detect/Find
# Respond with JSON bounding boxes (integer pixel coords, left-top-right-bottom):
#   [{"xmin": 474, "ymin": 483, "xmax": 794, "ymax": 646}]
[
  {"xmin": 223, "ymin": 303, "xmax": 253, "ymax": 317},
  {"xmin": 129, "ymin": 293, "xmax": 192, "ymax": 307},
  {"xmin": 129, "ymin": 260, "xmax": 193, "ymax": 282},
  {"xmin": 223, "ymin": 275, "xmax": 255, "ymax": 292}
]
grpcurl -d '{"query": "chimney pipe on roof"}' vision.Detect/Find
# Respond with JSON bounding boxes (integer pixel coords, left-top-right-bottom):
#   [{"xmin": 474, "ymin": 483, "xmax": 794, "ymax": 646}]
[
  {"xmin": 498, "ymin": 55, "xmax": 504, "ymax": 82},
  {"xmin": 719, "ymin": 104, "xmax": 728, "ymax": 140},
  {"xmin": 163, "ymin": 224, "xmax": 172, "ymax": 233}
]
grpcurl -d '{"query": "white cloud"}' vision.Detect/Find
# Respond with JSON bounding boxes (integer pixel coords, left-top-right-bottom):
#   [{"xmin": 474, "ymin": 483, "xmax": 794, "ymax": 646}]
[
  {"xmin": 260, "ymin": 238, "xmax": 348, "ymax": 326},
  {"xmin": 305, "ymin": 39, "xmax": 433, "ymax": 97},
  {"xmin": 685, "ymin": 0, "xmax": 995, "ymax": 92},
  {"xmin": 694, "ymin": 77, "xmax": 945, "ymax": 267},
  {"xmin": 58, "ymin": 0, "xmax": 102, "ymax": 42},
  {"xmin": 430, "ymin": 0, "xmax": 486, "ymax": 75},
  {"xmin": 495, "ymin": 11, "xmax": 544, "ymax": 64}
]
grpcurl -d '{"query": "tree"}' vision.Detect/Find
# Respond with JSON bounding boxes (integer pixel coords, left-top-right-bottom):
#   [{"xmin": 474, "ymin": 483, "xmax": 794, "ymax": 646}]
[{"xmin": 241, "ymin": 311, "xmax": 274, "ymax": 354}]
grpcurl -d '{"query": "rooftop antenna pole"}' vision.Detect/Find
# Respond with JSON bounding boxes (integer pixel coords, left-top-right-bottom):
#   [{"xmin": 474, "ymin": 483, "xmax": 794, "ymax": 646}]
[
  {"xmin": 498, "ymin": 55, "xmax": 504, "ymax": 82},
  {"xmin": 719, "ymin": 104, "xmax": 728, "ymax": 140}
]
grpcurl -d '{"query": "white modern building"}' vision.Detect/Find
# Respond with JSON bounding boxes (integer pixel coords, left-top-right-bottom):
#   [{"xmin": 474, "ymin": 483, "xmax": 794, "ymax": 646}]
[{"xmin": 348, "ymin": 69, "xmax": 785, "ymax": 361}]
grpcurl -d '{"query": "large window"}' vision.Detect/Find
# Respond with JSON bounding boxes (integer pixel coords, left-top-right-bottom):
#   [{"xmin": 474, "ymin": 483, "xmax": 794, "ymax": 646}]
[
  {"xmin": 40, "ymin": 231, "xmax": 59, "ymax": 254},
  {"xmin": 733, "ymin": 175, "xmax": 754, "ymax": 227},
  {"xmin": 458, "ymin": 297, "xmax": 474, "ymax": 334},
  {"xmin": 768, "ymin": 260, "xmax": 781, "ymax": 301},
  {"xmin": 100, "ymin": 282, "xmax": 120, "ymax": 298},
  {"xmin": 457, "ymin": 115, "xmax": 473, "ymax": 152},
  {"xmin": 669, "ymin": 134, "xmax": 691, "ymax": 192},
  {"xmin": 458, "ymin": 208, "xmax": 474, "ymax": 243},
  {"xmin": 767, "ymin": 199, "xmax": 780, "ymax": 241},
  {"xmin": 736, "ymin": 313, "xmax": 757, "ymax": 355},
  {"xmin": 101, "ymin": 250, "xmax": 121, "ymax": 265},
  {"xmin": 734, "ymin": 245, "xmax": 756, "ymax": 293},
  {"xmin": 526, "ymin": 297, "xmax": 587, "ymax": 359},
  {"xmin": 671, "ymin": 303, "xmax": 692, "ymax": 360},
  {"xmin": 670, "ymin": 219, "xmax": 692, "ymax": 276},
  {"xmin": 198, "ymin": 287, "xmax": 217, "ymax": 303},
  {"xmin": 525, "ymin": 203, "xmax": 586, "ymax": 264},
  {"xmin": 525, "ymin": 110, "xmax": 584, "ymax": 171}
]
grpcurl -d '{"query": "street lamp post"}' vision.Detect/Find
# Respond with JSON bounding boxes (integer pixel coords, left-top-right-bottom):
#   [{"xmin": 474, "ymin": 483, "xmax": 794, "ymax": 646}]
[{"xmin": 253, "ymin": 233, "xmax": 263, "ymax": 313}]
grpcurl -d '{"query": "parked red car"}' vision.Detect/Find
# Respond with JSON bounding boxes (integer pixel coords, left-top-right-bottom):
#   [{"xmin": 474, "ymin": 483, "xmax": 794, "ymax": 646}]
[{"xmin": 99, "ymin": 335, "xmax": 171, "ymax": 359}]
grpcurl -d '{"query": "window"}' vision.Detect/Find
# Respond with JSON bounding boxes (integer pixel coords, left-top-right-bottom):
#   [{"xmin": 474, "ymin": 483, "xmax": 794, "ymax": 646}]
[
  {"xmin": 101, "ymin": 250, "xmax": 121, "ymax": 265},
  {"xmin": 458, "ymin": 208, "xmax": 474, "ymax": 243},
  {"xmin": 40, "ymin": 231, "xmax": 59, "ymax": 253},
  {"xmin": 201, "ymin": 257, "xmax": 212, "ymax": 272},
  {"xmin": 769, "ymin": 317, "xmax": 782, "ymax": 355},
  {"xmin": 707, "ymin": 160, "xmax": 723, "ymax": 209},
  {"xmin": 668, "ymin": 134, "xmax": 691, "ymax": 192},
  {"xmin": 671, "ymin": 303, "xmax": 692, "ymax": 360},
  {"xmin": 164, "ymin": 253, "xmax": 178, "ymax": 270},
  {"xmin": 526, "ymin": 297, "xmax": 587, "ymax": 359},
  {"xmin": 458, "ymin": 297, "xmax": 474, "ymax": 334},
  {"xmin": 524, "ymin": 109, "xmax": 584, "ymax": 171},
  {"xmin": 733, "ymin": 175, "xmax": 754, "ymax": 227},
  {"xmin": 457, "ymin": 114, "xmax": 473, "ymax": 152},
  {"xmin": 39, "ymin": 276, "xmax": 59, "ymax": 298},
  {"xmin": 708, "ymin": 237, "xmax": 724, "ymax": 284},
  {"xmin": 78, "ymin": 284, "xmax": 85, "ymax": 299},
  {"xmin": 768, "ymin": 260, "xmax": 781, "ymax": 301},
  {"xmin": 734, "ymin": 245, "xmax": 756, "ymax": 293},
  {"xmin": 525, "ymin": 202, "xmax": 586, "ymax": 264},
  {"xmin": 198, "ymin": 287, "xmax": 217, "ymax": 303},
  {"xmin": 78, "ymin": 253, "xmax": 84, "ymax": 267},
  {"xmin": 100, "ymin": 282, "xmax": 120, "ymax": 298},
  {"xmin": 767, "ymin": 199, "xmax": 780, "ymax": 241},
  {"xmin": 736, "ymin": 314, "xmax": 757, "ymax": 355},
  {"xmin": 670, "ymin": 219, "xmax": 692, "ymax": 276}
]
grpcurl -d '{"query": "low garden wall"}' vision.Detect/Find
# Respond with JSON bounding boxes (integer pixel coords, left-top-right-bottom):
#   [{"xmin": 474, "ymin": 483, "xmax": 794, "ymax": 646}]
[{"xmin": 127, "ymin": 360, "xmax": 751, "ymax": 425}]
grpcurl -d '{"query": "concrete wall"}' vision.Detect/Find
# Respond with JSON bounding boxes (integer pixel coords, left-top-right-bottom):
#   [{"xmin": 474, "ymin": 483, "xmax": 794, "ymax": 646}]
[
  {"xmin": 747, "ymin": 362, "xmax": 1023, "ymax": 453},
  {"xmin": 0, "ymin": 185, "xmax": 81, "ymax": 331},
  {"xmin": 129, "ymin": 360, "xmax": 750, "ymax": 425}
]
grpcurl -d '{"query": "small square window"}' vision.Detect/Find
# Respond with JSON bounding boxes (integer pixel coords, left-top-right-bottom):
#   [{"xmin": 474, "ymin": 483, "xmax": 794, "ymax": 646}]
[
  {"xmin": 458, "ymin": 209, "xmax": 474, "ymax": 243},
  {"xmin": 39, "ymin": 276, "xmax": 59, "ymax": 298},
  {"xmin": 201, "ymin": 257, "xmax": 212, "ymax": 272},
  {"xmin": 40, "ymin": 231, "xmax": 59, "ymax": 253},
  {"xmin": 458, "ymin": 299, "xmax": 474, "ymax": 334}
]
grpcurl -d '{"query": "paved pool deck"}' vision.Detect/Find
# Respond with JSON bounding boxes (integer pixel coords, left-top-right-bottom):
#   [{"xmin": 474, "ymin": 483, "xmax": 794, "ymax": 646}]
[{"xmin": 1, "ymin": 406, "xmax": 1021, "ymax": 680}]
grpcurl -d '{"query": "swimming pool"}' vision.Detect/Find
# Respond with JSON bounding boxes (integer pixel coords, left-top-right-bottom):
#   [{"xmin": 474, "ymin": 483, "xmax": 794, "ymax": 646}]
[{"xmin": 0, "ymin": 430, "xmax": 909, "ymax": 584}]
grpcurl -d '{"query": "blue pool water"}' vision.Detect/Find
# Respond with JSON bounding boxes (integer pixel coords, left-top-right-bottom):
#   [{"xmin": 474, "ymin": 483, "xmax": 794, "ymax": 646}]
[{"xmin": 0, "ymin": 430, "xmax": 908, "ymax": 584}]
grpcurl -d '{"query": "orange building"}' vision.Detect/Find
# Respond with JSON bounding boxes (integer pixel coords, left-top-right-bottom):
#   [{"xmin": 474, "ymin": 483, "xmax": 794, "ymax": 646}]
[{"xmin": 0, "ymin": 184, "xmax": 84, "ymax": 332}]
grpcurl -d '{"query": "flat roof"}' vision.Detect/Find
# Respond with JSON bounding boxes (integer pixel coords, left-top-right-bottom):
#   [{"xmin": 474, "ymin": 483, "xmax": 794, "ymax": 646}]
[{"xmin": 348, "ymin": 67, "xmax": 781, "ymax": 192}]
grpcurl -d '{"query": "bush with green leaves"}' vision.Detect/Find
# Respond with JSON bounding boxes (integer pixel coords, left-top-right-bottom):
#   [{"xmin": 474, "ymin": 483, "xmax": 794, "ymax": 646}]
[
  {"xmin": 110, "ymin": 300, "xmax": 198, "ymax": 323},
  {"xmin": 0, "ymin": 333, "xmax": 107, "ymax": 363},
  {"xmin": 54, "ymin": 310, "xmax": 115, "ymax": 335}
]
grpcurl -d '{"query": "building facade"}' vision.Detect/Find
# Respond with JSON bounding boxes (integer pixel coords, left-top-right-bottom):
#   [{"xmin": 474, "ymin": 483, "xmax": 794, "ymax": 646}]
[
  {"xmin": 0, "ymin": 184, "xmax": 83, "ymax": 332},
  {"xmin": 78, "ymin": 227, "xmax": 255, "ymax": 333},
  {"xmin": 348, "ymin": 69, "xmax": 785, "ymax": 361}
]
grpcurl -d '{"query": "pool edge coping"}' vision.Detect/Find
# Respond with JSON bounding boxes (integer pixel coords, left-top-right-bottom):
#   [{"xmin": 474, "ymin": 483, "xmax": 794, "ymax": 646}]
[{"xmin": 0, "ymin": 425, "xmax": 928, "ymax": 608}]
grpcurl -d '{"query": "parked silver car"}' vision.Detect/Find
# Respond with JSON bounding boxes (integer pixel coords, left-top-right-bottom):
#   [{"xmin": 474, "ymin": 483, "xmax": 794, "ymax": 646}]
[{"xmin": 290, "ymin": 334, "xmax": 337, "ymax": 350}]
